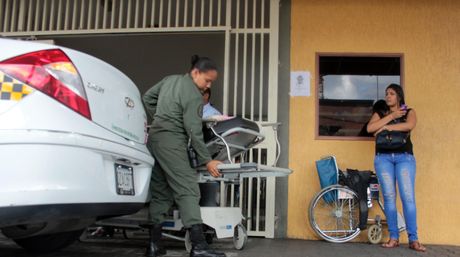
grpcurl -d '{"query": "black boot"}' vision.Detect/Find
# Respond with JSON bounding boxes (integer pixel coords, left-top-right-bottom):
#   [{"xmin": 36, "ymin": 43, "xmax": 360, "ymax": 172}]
[
  {"xmin": 146, "ymin": 224, "xmax": 166, "ymax": 257},
  {"xmin": 189, "ymin": 224, "xmax": 226, "ymax": 257}
]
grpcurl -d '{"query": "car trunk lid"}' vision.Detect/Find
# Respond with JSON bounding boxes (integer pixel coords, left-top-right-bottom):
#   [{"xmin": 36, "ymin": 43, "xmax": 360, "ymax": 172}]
[{"xmin": 64, "ymin": 49, "xmax": 147, "ymax": 144}]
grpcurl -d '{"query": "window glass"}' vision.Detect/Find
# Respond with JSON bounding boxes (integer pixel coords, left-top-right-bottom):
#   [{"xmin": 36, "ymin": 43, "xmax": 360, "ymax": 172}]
[{"xmin": 318, "ymin": 56, "xmax": 401, "ymax": 137}]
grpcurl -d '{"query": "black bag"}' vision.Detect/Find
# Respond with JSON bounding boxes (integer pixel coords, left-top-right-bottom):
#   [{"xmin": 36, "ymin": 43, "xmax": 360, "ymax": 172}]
[
  {"xmin": 340, "ymin": 169, "xmax": 372, "ymax": 230},
  {"xmin": 376, "ymin": 130, "xmax": 408, "ymax": 150}
]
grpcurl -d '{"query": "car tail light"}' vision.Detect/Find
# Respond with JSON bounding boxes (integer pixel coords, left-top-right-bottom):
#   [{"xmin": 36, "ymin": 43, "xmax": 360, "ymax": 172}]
[{"xmin": 0, "ymin": 49, "xmax": 91, "ymax": 119}]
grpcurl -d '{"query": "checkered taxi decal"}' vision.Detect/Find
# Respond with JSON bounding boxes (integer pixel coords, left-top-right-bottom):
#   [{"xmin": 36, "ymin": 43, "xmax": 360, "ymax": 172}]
[{"xmin": 0, "ymin": 71, "xmax": 34, "ymax": 101}]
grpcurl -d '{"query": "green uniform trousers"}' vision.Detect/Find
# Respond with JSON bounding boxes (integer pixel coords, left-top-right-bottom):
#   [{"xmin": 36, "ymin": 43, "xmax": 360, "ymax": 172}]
[{"xmin": 147, "ymin": 138, "xmax": 202, "ymax": 227}]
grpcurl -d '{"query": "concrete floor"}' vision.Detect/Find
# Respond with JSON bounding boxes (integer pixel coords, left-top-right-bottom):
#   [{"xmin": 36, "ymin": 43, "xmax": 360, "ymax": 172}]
[{"xmin": 1, "ymin": 230, "xmax": 459, "ymax": 257}]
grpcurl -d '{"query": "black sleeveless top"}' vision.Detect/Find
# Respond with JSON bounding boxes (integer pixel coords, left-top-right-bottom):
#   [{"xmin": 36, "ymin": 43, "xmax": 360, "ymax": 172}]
[{"xmin": 375, "ymin": 109, "xmax": 413, "ymax": 155}]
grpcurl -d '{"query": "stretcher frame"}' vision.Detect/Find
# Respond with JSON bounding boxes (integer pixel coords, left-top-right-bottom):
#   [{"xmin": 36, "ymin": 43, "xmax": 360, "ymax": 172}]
[{"xmin": 90, "ymin": 117, "xmax": 292, "ymax": 251}]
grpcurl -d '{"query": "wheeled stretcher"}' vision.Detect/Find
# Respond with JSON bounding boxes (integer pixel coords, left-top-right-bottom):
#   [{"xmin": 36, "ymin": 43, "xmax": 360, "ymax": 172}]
[{"xmin": 90, "ymin": 117, "xmax": 292, "ymax": 251}]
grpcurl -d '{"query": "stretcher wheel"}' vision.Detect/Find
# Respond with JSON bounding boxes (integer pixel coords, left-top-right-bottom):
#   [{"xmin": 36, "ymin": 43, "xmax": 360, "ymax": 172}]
[
  {"xmin": 367, "ymin": 224, "xmax": 383, "ymax": 244},
  {"xmin": 233, "ymin": 223, "xmax": 247, "ymax": 250},
  {"xmin": 122, "ymin": 229, "xmax": 130, "ymax": 239},
  {"xmin": 185, "ymin": 230, "xmax": 192, "ymax": 253}
]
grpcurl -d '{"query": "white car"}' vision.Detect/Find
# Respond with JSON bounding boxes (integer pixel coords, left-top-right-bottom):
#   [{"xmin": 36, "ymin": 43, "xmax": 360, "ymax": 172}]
[{"xmin": 0, "ymin": 38, "xmax": 154, "ymax": 252}]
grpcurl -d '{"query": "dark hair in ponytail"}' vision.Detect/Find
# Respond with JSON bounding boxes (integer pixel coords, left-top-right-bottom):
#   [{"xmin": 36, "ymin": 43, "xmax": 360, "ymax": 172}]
[
  {"xmin": 190, "ymin": 55, "xmax": 218, "ymax": 72},
  {"xmin": 386, "ymin": 83, "xmax": 405, "ymax": 106}
]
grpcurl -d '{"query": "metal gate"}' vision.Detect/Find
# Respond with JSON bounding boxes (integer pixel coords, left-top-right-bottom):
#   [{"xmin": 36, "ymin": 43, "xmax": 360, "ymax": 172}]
[{"xmin": 0, "ymin": 0, "xmax": 280, "ymax": 238}]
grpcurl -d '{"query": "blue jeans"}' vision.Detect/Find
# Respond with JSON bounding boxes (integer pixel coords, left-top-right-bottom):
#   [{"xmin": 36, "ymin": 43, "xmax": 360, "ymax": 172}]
[{"xmin": 374, "ymin": 153, "xmax": 419, "ymax": 242}]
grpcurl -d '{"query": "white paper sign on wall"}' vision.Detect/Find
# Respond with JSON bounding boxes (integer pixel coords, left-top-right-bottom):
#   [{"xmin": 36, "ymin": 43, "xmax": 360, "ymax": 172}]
[{"xmin": 290, "ymin": 71, "xmax": 310, "ymax": 97}]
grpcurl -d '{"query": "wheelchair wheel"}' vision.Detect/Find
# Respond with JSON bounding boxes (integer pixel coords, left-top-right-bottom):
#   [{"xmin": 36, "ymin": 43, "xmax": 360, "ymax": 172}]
[
  {"xmin": 367, "ymin": 224, "xmax": 383, "ymax": 244},
  {"xmin": 309, "ymin": 185, "xmax": 361, "ymax": 243}
]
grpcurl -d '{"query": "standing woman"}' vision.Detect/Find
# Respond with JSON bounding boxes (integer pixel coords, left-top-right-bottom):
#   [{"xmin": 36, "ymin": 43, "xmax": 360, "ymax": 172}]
[
  {"xmin": 143, "ymin": 55, "xmax": 225, "ymax": 257},
  {"xmin": 367, "ymin": 84, "xmax": 426, "ymax": 252}
]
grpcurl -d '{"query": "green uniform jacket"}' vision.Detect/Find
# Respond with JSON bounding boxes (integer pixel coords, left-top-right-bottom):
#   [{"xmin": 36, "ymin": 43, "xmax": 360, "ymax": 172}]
[{"xmin": 143, "ymin": 74, "xmax": 212, "ymax": 165}]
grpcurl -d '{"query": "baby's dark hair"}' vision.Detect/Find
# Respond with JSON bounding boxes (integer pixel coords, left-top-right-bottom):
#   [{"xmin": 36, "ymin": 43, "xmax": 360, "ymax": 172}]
[
  {"xmin": 373, "ymin": 99, "xmax": 389, "ymax": 118},
  {"xmin": 190, "ymin": 55, "xmax": 218, "ymax": 72}
]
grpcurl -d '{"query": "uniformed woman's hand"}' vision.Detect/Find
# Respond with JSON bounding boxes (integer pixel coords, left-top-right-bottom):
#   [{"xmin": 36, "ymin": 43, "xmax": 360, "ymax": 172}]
[{"xmin": 206, "ymin": 160, "xmax": 222, "ymax": 177}]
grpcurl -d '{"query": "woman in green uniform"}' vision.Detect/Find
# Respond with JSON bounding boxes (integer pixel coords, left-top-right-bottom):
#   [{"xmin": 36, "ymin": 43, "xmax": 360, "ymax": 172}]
[{"xmin": 143, "ymin": 55, "xmax": 225, "ymax": 257}]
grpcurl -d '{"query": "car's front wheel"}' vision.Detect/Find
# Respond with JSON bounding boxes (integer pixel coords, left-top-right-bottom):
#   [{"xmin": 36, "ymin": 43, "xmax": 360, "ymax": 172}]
[{"xmin": 13, "ymin": 229, "xmax": 84, "ymax": 253}]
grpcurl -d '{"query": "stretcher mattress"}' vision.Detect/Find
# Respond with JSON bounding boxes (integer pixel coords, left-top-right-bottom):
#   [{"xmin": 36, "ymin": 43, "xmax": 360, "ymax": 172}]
[{"xmin": 202, "ymin": 117, "xmax": 262, "ymax": 161}]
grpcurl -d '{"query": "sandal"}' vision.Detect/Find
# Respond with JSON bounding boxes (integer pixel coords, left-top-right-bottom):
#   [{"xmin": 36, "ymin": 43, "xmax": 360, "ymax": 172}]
[
  {"xmin": 381, "ymin": 239, "xmax": 399, "ymax": 248},
  {"xmin": 409, "ymin": 241, "xmax": 427, "ymax": 252}
]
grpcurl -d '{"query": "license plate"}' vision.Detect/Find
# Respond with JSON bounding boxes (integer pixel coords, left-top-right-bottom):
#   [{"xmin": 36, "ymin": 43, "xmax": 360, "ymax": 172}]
[{"xmin": 115, "ymin": 164, "xmax": 135, "ymax": 195}]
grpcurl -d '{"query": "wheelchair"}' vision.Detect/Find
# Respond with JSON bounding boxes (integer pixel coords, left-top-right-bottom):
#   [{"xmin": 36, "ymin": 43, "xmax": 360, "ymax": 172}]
[{"xmin": 308, "ymin": 156, "xmax": 405, "ymax": 244}]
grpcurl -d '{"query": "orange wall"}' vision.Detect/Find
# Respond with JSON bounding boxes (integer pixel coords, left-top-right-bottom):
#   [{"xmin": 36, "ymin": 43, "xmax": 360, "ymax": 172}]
[{"xmin": 288, "ymin": 0, "xmax": 460, "ymax": 245}]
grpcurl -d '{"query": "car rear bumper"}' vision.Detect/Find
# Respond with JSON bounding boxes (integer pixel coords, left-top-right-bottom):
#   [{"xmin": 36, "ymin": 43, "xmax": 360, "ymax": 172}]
[
  {"xmin": 0, "ymin": 203, "xmax": 145, "ymax": 228},
  {"xmin": 0, "ymin": 129, "xmax": 154, "ymax": 227}
]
